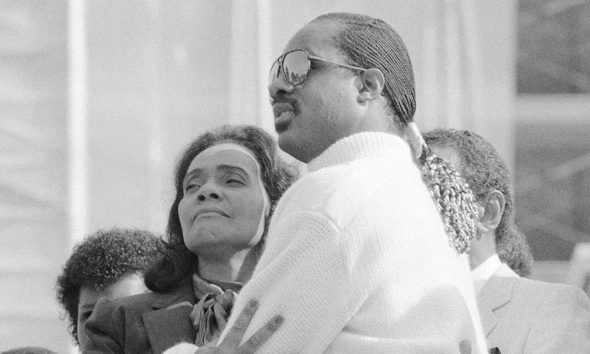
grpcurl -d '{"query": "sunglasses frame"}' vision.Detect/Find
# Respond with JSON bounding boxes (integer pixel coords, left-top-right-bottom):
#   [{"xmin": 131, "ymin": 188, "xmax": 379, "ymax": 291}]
[{"xmin": 270, "ymin": 48, "xmax": 367, "ymax": 86}]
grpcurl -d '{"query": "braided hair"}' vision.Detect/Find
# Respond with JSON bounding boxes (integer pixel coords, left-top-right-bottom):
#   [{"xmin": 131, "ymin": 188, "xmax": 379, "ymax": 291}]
[
  {"xmin": 313, "ymin": 12, "xmax": 415, "ymax": 126},
  {"xmin": 313, "ymin": 13, "xmax": 477, "ymax": 253}
]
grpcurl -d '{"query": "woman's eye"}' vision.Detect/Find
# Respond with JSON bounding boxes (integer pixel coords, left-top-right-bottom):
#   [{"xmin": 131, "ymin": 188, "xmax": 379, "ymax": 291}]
[
  {"xmin": 226, "ymin": 178, "xmax": 244, "ymax": 185},
  {"xmin": 185, "ymin": 183, "xmax": 200, "ymax": 191}
]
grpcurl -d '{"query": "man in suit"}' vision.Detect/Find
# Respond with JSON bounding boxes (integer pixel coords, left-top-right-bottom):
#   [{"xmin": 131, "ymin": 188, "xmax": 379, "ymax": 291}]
[{"xmin": 425, "ymin": 128, "xmax": 590, "ymax": 354}]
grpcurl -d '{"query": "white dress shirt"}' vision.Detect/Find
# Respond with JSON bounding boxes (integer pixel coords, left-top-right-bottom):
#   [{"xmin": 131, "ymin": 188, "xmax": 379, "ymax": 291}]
[{"xmin": 471, "ymin": 254, "xmax": 503, "ymax": 295}]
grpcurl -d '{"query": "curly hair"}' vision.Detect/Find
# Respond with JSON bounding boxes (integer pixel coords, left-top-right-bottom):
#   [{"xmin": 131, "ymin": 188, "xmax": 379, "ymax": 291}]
[
  {"xmin": 56, "ymin": 228, "xmax": 161, "ymax": 343},
  {"xmin": 144, "ymin": 124, "xmax": 298, "ymax": 292},
  {"xmin": 423, "ymin": 129, "xmax": 534, "ymax": 274},
  {"xmin": 498, "ymin": 224, "xmax": 533, "ymax": 277},
  {"xmin": 312, "ymin": 12, "xmax": 415, "ymax": 127}
]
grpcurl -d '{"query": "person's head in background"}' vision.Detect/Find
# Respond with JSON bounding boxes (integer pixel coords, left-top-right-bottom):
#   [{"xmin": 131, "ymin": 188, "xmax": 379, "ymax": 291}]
[
  {"xmin": 145, "ymin": 124, "xmax": 297, "ymax": 292},
  {"xmin": 56, "ymin": 228, "xmax": 161, "ymax": 349},
  {"xmin": 424, "ymin": 128, "xmax": 533, "ymax": 276},
  {"xmin": 268, "ymin": 12, "xmax": 477, "ymax": 253}
]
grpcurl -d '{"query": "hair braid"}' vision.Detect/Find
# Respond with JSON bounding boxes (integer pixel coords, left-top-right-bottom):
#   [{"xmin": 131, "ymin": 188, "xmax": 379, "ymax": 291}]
[{"xmin": 420, "ymin": 147, "xmax": 478, "ymax": 254}]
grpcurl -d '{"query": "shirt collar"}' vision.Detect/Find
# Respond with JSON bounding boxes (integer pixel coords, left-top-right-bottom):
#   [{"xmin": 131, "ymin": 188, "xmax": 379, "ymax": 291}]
[{"xmin": 471, "ymin": 254, "xmax": 502, "ymax": 295}]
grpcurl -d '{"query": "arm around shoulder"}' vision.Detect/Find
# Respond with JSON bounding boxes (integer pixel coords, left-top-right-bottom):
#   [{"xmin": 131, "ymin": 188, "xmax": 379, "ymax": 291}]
[
  {"xmin": 219, "ymin": 210, "xmax": 350, "ymax": 352},
  {"xmin": 84, "ymin": 297, "xmax": 126, "ymax": 353}
]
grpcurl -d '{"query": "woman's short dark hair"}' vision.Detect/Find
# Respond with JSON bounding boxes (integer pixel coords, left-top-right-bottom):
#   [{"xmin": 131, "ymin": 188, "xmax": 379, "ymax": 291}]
[
  {"xmin": 56, "ymin": 228, "xmax": 161, "ymax": 343},
  {"xmin": 145, "ymin": 124, "xmax": 298, "ymax": 292}
]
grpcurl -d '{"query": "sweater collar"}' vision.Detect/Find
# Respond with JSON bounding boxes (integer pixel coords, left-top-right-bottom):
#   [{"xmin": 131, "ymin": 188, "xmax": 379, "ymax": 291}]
[{"xmin": 307, "ymin": 132, "xmax": 412, "ymax": 172}]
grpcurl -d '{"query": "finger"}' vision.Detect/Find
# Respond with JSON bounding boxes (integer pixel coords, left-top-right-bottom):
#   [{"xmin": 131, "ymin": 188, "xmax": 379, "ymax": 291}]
[
  {"xmin": 221, "ymin": 299, "xmax": 259, "ymax": 347},
  {"xmin": 238, "ymin": 315, "xmax": 284, "ymax": 354}
]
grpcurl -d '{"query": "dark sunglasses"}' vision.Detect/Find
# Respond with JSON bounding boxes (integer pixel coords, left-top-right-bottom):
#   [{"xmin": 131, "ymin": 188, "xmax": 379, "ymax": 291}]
[{"xmin": 269, "ymin": 48, "xmax": 366, "ymax": 87}]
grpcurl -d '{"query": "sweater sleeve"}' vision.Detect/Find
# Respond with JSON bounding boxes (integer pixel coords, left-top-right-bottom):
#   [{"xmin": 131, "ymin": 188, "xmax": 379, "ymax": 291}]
[
  {"xmin": 218, "ymin": 210, "xmax": 350, "ymax": 353},
  {"xmin": 84, "ymin": 297, "xmax": 126, "ymax": 354}
]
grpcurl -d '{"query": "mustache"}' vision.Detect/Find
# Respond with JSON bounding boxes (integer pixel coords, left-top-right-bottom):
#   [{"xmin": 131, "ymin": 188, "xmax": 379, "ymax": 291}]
[{"xmin": 270, "ymin": 94, "xmax": 300, "ymax": 113}]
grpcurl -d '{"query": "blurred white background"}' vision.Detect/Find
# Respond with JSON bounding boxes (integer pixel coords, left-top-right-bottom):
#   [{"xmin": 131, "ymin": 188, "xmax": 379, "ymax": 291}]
[{"xmin": 0, "ymin": 0, "xmax": 588, "ymax": 352}]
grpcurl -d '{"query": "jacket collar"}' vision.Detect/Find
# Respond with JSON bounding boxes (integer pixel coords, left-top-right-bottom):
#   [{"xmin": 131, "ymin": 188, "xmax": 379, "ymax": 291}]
[
  {"xmin": 150, "ymin": 279, "xmax": 195, "ymax": 309},
  {"xmin": 143, "ymin": 279, "xmax": 196, "ymax": 352},
  {"xmin": 476, "ymin": 263, "xmax": 519, "ymax": 337}
]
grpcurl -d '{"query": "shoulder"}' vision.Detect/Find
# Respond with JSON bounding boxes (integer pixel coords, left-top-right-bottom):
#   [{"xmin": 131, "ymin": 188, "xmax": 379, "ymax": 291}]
[
  {"xmin": 88, "ymin": 292, "xmax": 158, "ymax": 331},
  {"xmin": 515, "ymin": 278, "xmax": 590, "ymax": 306},
  {"xmin": 278, "ymin": 155, "xmax": 423, "ymax": 227},
  {"xmin": 511, "ymin": 279, "xmax": 590, "ymax": 352}
]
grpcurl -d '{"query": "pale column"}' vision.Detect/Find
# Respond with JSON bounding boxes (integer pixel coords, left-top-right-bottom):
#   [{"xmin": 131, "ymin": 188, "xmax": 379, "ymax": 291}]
[
  {"xmin": 228, "ymin": 0, "xmax": 274, "ymax": 132},
  {"xmin": 68, "ymin": 0, "xmax": 88, "ymax": 247},
  {"xmin": 417, "ymin": 0, "xmax": 516, "ymax": 168}
]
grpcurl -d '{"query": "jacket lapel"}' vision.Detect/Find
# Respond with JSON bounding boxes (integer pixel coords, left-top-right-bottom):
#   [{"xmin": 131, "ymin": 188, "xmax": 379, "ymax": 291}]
[
  {"xmin": 476, "ymin": 264, "xmax": 519, "ymax": 337},
  {"xmin": 143, "ymin": 281, "xmax": 196, "ymax": 353}
]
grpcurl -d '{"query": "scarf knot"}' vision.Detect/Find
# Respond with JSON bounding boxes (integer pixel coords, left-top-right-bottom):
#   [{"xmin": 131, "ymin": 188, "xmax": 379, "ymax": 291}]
[{"xmin": 190, "ymin": 273, "xmax": 242, "ymax": 346}]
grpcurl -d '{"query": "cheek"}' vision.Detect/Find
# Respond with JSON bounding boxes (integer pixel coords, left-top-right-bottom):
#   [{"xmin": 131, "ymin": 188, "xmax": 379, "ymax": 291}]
[
  {"xmin": 77, "ymin": 317, "xmax": 89, "ymax": 348},
  {"xmin": 177, "ymin": 197, "xmax": 190, "ymax": 225},
  {"xmin": 235, "ymin": 191, "xmax": 265, "ymax": 226}
]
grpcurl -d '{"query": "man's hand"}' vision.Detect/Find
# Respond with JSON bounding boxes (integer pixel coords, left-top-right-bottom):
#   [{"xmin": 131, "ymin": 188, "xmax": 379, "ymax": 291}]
[
  {"xmin": 198, "ymin": 299, "xmax": 283, "ymax": 354},
  {"xmin": 164, "ymin": 299, "xmax": 283, "ymax": 354}
]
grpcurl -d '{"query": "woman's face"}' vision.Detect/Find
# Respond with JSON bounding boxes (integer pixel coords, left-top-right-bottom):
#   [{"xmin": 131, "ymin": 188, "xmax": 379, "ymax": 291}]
[{"xmin": 178, "ymin": 143, "xmax": 270, "ymax": 257}]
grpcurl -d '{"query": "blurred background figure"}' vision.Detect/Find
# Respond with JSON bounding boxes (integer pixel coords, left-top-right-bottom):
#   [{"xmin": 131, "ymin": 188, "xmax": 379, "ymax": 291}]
[
  {"xmin": 1, "ymin": 0, "xmax": 589, "ymax": 352},
  {"xmin": 56, "ymin": 228, "xmax": 161, "ymax": 351},
  {"xmin": 568, "ymin": 243, "xmax": 590, "ymax": 296},
  {"xmin": 426, "ymin": 128, "xmax": 590, "ymax": 353}
]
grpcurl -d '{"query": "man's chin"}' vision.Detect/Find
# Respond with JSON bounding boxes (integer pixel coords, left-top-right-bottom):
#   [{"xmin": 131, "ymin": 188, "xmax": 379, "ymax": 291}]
[
  {"xmin": 278, "ymin": 133, "xmax": 310, "ymax": 163},
  {"xmin": 274, "ymin": 116, "xmax": 291, "ymax": 134}
]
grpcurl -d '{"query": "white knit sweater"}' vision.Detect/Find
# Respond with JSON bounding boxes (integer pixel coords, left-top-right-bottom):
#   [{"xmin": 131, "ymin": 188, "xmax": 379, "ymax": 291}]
[{"xmin": 219, "ymin": 132, "xmax": 487, "ymax": 353}]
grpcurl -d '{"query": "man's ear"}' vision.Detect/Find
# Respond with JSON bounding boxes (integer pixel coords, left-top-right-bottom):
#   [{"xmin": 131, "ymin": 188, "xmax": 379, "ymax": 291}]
[
  {"xmin": 357, "ymin": 68, "xmax": 385, "ymax": 104},
  {"xmin": 477, "ymin": 189, "xmax": 505, "ymax": 234}
]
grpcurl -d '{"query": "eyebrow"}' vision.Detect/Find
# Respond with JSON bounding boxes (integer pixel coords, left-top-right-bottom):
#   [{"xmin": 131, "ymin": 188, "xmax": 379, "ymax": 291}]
[{"xmin": 183, "ymin": 164, "xmax": 251, "ymax": 185}]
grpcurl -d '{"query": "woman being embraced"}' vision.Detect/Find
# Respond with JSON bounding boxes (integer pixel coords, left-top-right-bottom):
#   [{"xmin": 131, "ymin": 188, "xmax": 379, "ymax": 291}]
[{"xmin": 84, "ymin": 125, "xmax": 297, "ymax": 353}]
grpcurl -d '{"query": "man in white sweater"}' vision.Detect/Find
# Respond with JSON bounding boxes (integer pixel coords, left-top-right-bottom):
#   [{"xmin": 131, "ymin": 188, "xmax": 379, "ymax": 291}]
[
  {"xmin": 425, "ymin": 128, "xmax": 590, "ymax": 354},
  {"xmin": 168, "ymin": 12, "xmax": 487, "ymax": 353}
]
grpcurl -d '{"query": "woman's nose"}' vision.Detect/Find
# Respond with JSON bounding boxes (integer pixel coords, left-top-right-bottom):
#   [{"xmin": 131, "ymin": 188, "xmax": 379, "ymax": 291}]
[{"xmin": 197, "ymin": 182, "xmax": 222, "ymax": 201}]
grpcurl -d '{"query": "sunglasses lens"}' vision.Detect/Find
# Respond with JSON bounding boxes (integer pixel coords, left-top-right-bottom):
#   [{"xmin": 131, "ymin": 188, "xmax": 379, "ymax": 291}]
[
  {"xmin": 269, "ymin": 59, "xmax": 281, "ymax": 86},
  {"xmin": 282, "ymin": 50, "xmax": 310, "ymax": 86}
]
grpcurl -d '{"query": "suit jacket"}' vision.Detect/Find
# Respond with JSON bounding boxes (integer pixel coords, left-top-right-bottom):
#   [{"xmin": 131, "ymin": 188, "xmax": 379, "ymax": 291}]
[
  {"xmin": 84, "ymin": 280, "xmax": 195, "ymax": 354},
  {"xmin": 477, "ymin": 263, "xmax": 590, "ymax": 354}
]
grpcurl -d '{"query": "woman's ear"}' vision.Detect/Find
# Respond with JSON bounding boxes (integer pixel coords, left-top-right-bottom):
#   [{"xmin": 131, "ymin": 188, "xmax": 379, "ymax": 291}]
[{"xmin": 357, "ymin": 68, "xmax": 385, "ymax": 104}]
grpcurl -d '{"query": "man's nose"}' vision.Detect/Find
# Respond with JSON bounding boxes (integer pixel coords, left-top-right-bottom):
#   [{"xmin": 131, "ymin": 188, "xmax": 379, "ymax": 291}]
[{"xmin": 268, "ymin": 67, "xmax": 294, "ymax": 102}]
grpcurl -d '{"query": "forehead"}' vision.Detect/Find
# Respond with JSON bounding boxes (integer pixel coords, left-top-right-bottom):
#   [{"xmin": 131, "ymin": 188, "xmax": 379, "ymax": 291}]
[
  {"xmin": 430, "ymin": 145, "xmax": 461, "ymax": 169},
  {"xmin": 78, "ymin": 286, "xmax": 103, "ymax": 308},
  {"xmin": 283, "ymin": 20, "xmax": 343, "ymax": 56},
  {"xmin": 187, "ymin": 143, "xmax": 260, "ymax": 175}
]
